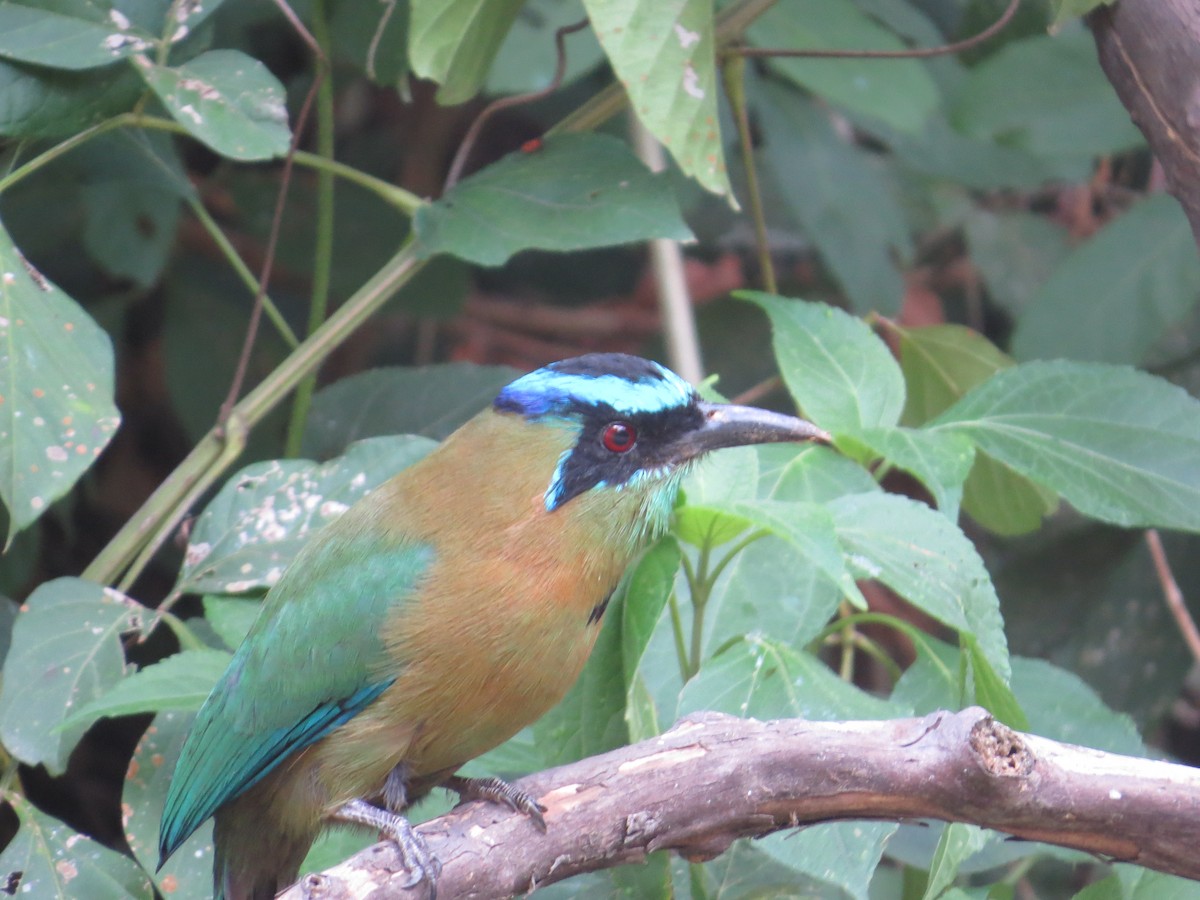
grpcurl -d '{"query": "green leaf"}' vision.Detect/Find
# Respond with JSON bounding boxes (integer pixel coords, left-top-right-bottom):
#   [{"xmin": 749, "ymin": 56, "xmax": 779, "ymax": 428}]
[
  {"xmin": 137, "ymin": 49, "xmax": 291, "ymax": 161},
  {"xmin": 896, "ymin": 324, "xmax": 1055, "ymax": 534},
  {"xmin": 489, "ymin": 0, "xmax": 604, "ymax": 94},
  {"xmin": 673, "ymin": 504, "xmax": 753, "ymax": 550},
  {"xmin": 678, "ymin": 633, "xmax": 904, "ymax": 721},
  {"xmin": 583, "ymin": 0, "xmax": 730, "ymax": 196},
  {"xmin": 0, "ymin": 57, "xmax": 142, "ymax": 138},
  {"xmin": 1116, "ymin": 865, "xmax": 1200, "ymax": 900},
  {"xmin": 413, "ymin": 133, "xmax": 692, "ymax": 265},
  {"xmin": 933, "ymin": 360, "xmax": 1200, "ymax": 532},
  {"xmin": 898, "ymin": 324, "xmax": 1015, "ymax": 425},
  {"xmin": 961, "ymin": 451, "xmax": 1058, "ymax": 537},
  {"xmin": 408, "ymin": 0, "xmax": 524, "ymax": 103},
  {"xmin": 175, "ymin": 435, "xmax": 436, "ymax": 597},
  {"xmin": 963, "ymin": 636, "xmax": 1027, "ymax": 729},
  {"xmin": 923, "ymin": 823, "xmax": 990, "ymax": 900},
  {"xmin": 621, "ymin": 539, "xmax": 680, "ymax": 741},
  {"xmin": 748, "ymin": 0, "xmax": 939, "ymax": 132},
  {"xmin": 759, "ymin": 821, "xmax": 895, "ymax": 900},
  {"xmin": 0, "ymin": 578, "xmax": 147, "ymax": 773},
  {"xmin": 950, "ymin": 31, "xmax": 1142, "ymax": 158},
  {"xmin": 740, "ymin": 292, "xmax": 905, "ymax": 433},
  {"xmin": 80, "ymin": 131, "xmax": 188, "ymax": 288},
  {"xmin": 123, "ymin": 711, "xmax": 214, "ymax": 896},
  {"xmin": 856, "ymin": 426, "xmax": 975, "ymax": 519},
  {"xmin": 0, "ymin": 2, "xmax": 153, "ymax": 69},
  {"xmin": 203, "ymin": 595, "xmax": 261, "ymax": 650},
  {"xmin": 301, "ymin": 363, "xmax": 517, "ymax": 459},
  {"xmin": 730, "ymin": 499, "xmax": 866, "ymax": 608},
  {"xmin": 62, "ymin": 648, "xmax": 230, "ymax": 729},
  {"xmin": 963, "ymin": 210, "xmax": 1071, "ymax": 317},
  {"xmin": 1013, "ymin": 196, "xmax": 1200, "ymax": 365},
  {"xmin": 829, "ymin": 492, "xmax": 1010, "ymax": 680},
  {"xmin": 0, "ymin": 219, "xmax": 120, "ymax": 542},
  {"xmin": 755, "ymin": 83, "xmax": 909, "ymax": 314},
  {"xmin": 0, "ymin": 792, "xmax": 154, "ymax": 899}
]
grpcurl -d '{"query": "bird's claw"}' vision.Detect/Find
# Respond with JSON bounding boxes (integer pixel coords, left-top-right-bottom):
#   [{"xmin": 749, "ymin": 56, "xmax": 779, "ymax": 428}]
[
  {"xmin": 333, "ymin": 798, "xmax": 441, "ymax": 896},
  {"xmin": 445, "ymin": 775, "xmax": 548, "ymax": 832}
]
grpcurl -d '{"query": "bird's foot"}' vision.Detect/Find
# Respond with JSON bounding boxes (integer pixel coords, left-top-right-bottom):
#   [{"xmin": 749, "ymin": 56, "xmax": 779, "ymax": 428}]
[
  {"xmin": 445, "ymin": 774, "xmax": 547, "ymax": 832},
  {"xmin": 334, "ymin": 798, "xmax": 442, "ymax": 894}
]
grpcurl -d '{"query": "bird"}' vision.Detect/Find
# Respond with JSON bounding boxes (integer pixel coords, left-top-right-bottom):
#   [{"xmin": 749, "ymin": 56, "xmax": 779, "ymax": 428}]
[{"xmin": 157, "ymin": 352, "xmax": 829, "ymax": 899}]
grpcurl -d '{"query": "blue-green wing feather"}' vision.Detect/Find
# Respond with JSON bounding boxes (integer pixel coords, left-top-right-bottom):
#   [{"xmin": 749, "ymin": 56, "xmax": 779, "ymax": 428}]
[{"xmin": 159, "ymin": 507, "xmax": 432, "ymax": 863}]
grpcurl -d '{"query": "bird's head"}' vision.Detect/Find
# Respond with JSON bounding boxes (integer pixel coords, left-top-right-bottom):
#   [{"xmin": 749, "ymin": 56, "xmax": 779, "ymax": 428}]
[{"xmin": 493, "ymin": 354, "xmax": 830, "ymax": 526}]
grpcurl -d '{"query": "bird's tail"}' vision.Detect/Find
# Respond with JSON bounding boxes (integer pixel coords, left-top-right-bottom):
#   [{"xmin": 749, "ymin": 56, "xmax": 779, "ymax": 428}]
[{"xmin": 212, "ymin": 799, "xmax": 315, "ymax": 900}]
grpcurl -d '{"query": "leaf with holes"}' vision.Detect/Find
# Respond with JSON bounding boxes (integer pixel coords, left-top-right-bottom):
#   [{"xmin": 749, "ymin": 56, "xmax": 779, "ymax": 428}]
[
  {"xmin": 175, "ymin": 436, "xmax": 436, "ymax": 597},
  {"xmin": 583, "ymin": 0, "xmax": 729, "ymax": 196},
  {"xmin": 136, "ymin": 49, "xmax": 290, "ymax": 161},
  {"xmin": 0, "ymin": 219, "xmax": 120, "ymax": 543},
  {"xmin": 0, "ymin": 2, "xmax": 153, "ymax": 69},
  {"xmin": 0, "ymin": 792, "xmax": 154, "ymax": 899},
  {"xmin": 0, "ymin": 578, "xmax": 148, "ymax": 773}
]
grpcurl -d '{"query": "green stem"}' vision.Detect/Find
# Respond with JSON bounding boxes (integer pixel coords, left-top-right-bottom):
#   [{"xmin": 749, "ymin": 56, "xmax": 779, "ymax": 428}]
[
  {"xmin": 809, "ymin": 611, "xmax": 957, "ymax": 686},
  {"xmin": 185, "ymin": 195, "xmax": 299, "ymax": 349},
  {"xmin": 291, "ymin": 151, "xmax": 422, "ymax": 214},
  {"xmin": 687, "ymin": 542, "xmax": 713, "ymax": 678},
  {"xmin": 284, "ymin": 1, "xmax": 337, "ymax": 459},
  {"xmin": 722, "ymin": 54, "xmax": 776, "ymax": 294},
  {"xmin": 667, "ymin": 591, "xmax": 691, "ymax": 684},
  {"xmin": 83, "ymin": 240, "xmax": 428, "ymax": 587},
  {"xmin": 156, "ymin": 608, "xmax": 208, "ymax": 651}
]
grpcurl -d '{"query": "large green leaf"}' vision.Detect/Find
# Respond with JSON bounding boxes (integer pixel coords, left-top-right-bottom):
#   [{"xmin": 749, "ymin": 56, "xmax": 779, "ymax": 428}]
[
  {"xmin": 748, "ymin": 0, "xmax": 938, "ymax": 133},
  {"xmin": 897, "ymin": 323, "xmax": 1056, "ymax": 534},
  {"xmin": 137, "ymin": 49, "xmax": 291, "ymax": 161},
  {"xmin": 755, "ymin": 82, "xmax": 909, "ymax": 314},
  {"xmin": 621, "ymin": 538, "xmax": 680, "ymax": 741},
  {"xmin": 413, "ymin": 133, "xmax": 692, "ymax": 265},
  {"xmin": 0, "ymin": 56, "xmax": 142, "ymax": 138},
  {"xmin": 123, "ymin": 711, "xmax": 214, "ymax": 897},
  {"xmin": 854, "ymin": 426, "xmax": 975, "ymax": 519},
  {"xmin": 175, "ymin": 435, "xmax": 436, "ymax": 597},
  {"xmin": 0, "ymin": 792, "xmax": 154, "ymax": 899},
  {"xmin": 0, "ymin": 2, "xmax": 154, "ymax": 69},
  {"xmin": 301, "ymin": 363, "xmax": 517, "ymax": 459},
  {"xmin": 950, "ymin": 30, "xmax": 1142, "ymax": 159},
  {"xmin": 829, "ymin": 492, "xmax": 1010, "ymax": 680},
  {"xmin": 1013, "ymin": 196, "xmax": 1200, "ymax": 365},
  {"xmin": 409, "ymin": 0, "xmax": 524, "ymax": 103},
  {"xmin": 62, "ymin": 648, "xmax": 230, "ymax": 729},
  {"xmin": 0, "ymin": 578, "xmax": 147, "ymax": 773},
  {"xmin": 583, "ymin": 0, "xmax": 730, "ymax": 196},
  {"xmin": 963, "ymin": 209, "xmax": 1071, "ymax": 317},
  {"xmin": 933, "ymin": 361, "xmax": 1200, "ymax": 532},
  {"xmin": 0, "ymin": 219, "xmax": 120, "ymax": 541},
  {"xmin": 741, "ymin": 292, "xmax": 905, "ymax": 434}
]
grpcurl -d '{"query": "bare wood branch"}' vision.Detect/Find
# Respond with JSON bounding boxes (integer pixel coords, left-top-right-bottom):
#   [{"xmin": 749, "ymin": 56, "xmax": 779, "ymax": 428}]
[
  {"xmin": 1091, "ymin": 0, "xmax": 1200, "ymax": 251},
  {"xmin": 280, "ymin": 708, "xmax": 1200, "ymax": 899}
]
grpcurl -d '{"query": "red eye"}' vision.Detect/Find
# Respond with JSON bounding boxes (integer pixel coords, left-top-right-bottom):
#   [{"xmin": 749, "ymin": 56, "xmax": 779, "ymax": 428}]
[{"xmin": 602, "ymin": 421, "xmax": 636, "ymax": 453}]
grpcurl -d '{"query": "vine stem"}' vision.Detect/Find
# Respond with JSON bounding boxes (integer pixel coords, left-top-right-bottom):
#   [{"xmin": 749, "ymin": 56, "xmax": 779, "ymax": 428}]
[{"xmin": 83, "ymin": 241, "xmax": 428, "ymax": 587}]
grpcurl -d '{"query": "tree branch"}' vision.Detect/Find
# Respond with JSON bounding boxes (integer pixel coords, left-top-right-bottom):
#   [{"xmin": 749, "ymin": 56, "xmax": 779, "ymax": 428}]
[
  {"xmin": 1091, "ymin": 0, "xmax": 1200, "ymax": 250},
  {"xmin": 280, "ymin": 708, "xmax": 1200, "ymax": 898}
]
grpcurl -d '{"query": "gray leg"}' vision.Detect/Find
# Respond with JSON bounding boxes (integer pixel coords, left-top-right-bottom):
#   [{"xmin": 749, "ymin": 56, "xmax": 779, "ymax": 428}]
[
  {"xmin": 445, "ymin": 775, "xmax": 547, "ymax": 832},
  {"xmin": 333, "ymin": 798, "xmax": 442, "ymax": 894}
]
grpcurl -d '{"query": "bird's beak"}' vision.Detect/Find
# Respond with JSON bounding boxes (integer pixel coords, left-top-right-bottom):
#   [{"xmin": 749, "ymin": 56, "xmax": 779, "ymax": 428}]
[{"xmin": 665, "ymin": 401, "xmax": 831, "ymax": 463}]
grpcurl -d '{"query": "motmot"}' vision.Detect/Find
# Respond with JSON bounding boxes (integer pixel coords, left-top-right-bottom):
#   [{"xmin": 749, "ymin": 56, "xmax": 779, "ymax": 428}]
[{"xmin": 158, "ymin": 353, "xmax": 829, "ymax": 899}]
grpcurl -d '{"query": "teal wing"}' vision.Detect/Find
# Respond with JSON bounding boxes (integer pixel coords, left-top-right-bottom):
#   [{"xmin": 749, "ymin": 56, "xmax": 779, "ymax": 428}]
[{"xmin": 158, "ymin": 508, "xmax": 433, "ymax": 863}]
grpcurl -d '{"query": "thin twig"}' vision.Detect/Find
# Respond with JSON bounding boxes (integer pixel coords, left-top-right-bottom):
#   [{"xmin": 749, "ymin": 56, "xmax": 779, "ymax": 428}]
[
  {"xmin": 444, "ymin": 19, "xmax": 589, "ymax": 191},
  {"xmin": 1146, "ymin": 529, "xmax": 1200, "ymax": 664},
  {"xmin": 733, "ymin": 0, "xmax": 1019, "ymax": 60}
]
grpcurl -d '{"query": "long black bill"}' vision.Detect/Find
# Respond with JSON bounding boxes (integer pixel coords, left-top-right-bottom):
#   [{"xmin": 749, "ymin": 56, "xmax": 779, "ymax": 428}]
[{"xmin": 666, "ymin": 401, "xmax": 831, "ymax": 463}]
